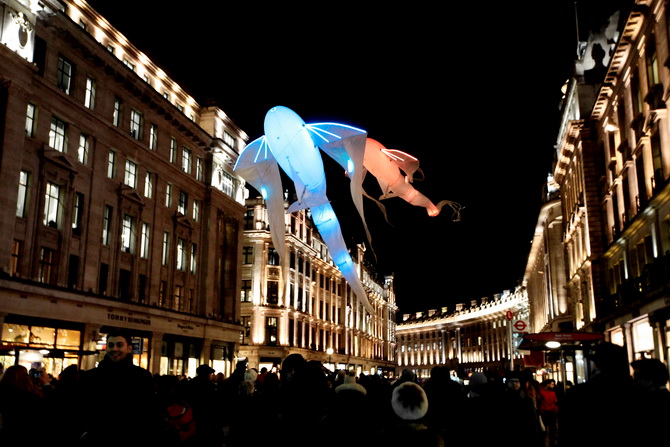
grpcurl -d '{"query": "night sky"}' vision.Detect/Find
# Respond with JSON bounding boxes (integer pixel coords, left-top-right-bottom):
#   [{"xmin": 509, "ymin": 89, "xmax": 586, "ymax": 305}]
[{"xmin": 85, "ymin": 0, "xmax": 629, "ymax": 314}]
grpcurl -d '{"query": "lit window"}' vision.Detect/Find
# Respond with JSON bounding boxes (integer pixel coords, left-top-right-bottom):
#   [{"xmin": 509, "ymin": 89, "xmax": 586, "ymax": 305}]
[
  {"xmin": 43, "ymin": 182, "xmax": 61, "ymax": 228},
  {"xmin": 149, "ymin": 124, "xmax": 158, "ymax": 150},
  {"xmin": 78, "ymin": 134, "xmax": 89, "ymax": 165},
  {"xmin": 72, "ymin": 192, "xmax": 84, "ymax": 231},
  {"xmin": 85, "ymin": 77, "xmax": 96, "ymax": 109},
  {"xmin": 121, "ymin": 214, "xmax": 135, "ymax": 253},
  {"xmin": 16, "ymin": 170, "xmax": 29, "ymax": 218},
  {"xmin": 241, "ymin": 280, "xmax": 251, "ymax": 302},
  {"xmin": 192, "ymin": 199, "xmax": 199, "ymax": 222},
  {"xmin": 140, "ymin": 222, "xmax": 150, "ymax": 258},
  {"xmin": 49, "ymin": 117, "xmax": 66, "ymax": 152},
  {"xmin": 178, "ymin": 190, "xmax": 188, "ymax": 215},
  {"xmin": 113, "ymin": 98, "xmax": 122, "ymax": 127},
  {"xmin": 165, "ymin": 183, "xmax": 172, "ymax": 208},
  {"xmin": 170, "ymin": 138, "xmax": 177, "ymax": 163},
  {"xmin": 217, "ymin": 169, "xmax": 234, "ymax": 196},
  {"xmin": 107, "ymin": 151, "xmax": 116, "ymax": 179},
  {"xmin": 182, "ymin": 147, "xmax": 191, "ymax": 173},
  {"xmin": 56, "ymin": 56, "xmax": 72, "ymax": 94},
  {"xmin": 102, "ymin": 205, "xmax": 112, "ymax": 245},
  {"xmin": 124, "ymin": 160, "xmax": 137, "ymax": 188},
  {"xmin": 130, "ymin": 110, "xmax": 142, "ymax": 140},
  {"xmin": 25, "ymin": 103, "xmax": 36, "ymax": 137},
  {"xmin": 196, "ymin": 157, "xmax": 203, "ymax": 181},
  {"xmin": 144, "ymin": 172, "xmax": 153, "ymax": 198},
  {"xmin": 190, "ymin": 243, "xmax": 197, "ymax": 274},
  {"xmin": 223, "ymin": 131, "xmax": 236, "ymax": 150},
  {"xmin": 176, "ymin": 238, "xmax": 186, "ymax": 270}
]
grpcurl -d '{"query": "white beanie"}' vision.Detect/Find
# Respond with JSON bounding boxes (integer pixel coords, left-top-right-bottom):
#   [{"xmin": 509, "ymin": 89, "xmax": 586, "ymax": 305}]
[
  {"xmin": 244, "ymin": 368, "xmax": 258, "ymax": 383},
  {"xmin": 335, "ymin": 374, "xmax": 367, "ymax": 395},
  {"xmin": 391, "ymin": 382, "xmax": 428, "ymax": 421}
]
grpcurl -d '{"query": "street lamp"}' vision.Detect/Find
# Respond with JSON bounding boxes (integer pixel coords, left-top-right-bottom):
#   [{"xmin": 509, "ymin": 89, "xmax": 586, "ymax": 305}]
[{"xmin": 326, "ymin": 347, "xmax": 334, "ymax": 371}]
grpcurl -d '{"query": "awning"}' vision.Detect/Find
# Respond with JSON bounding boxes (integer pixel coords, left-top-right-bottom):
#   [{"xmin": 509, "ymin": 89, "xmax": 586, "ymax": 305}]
[{"xmin": 519, "ymin": 332, "xmax": 604, "ymax": 351}]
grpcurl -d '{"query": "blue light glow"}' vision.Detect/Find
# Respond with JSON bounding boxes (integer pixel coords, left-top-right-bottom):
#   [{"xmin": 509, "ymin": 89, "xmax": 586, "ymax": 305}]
[{"xmin": 233, "ymin": 106, "xmax": 372, "ymax": 312}]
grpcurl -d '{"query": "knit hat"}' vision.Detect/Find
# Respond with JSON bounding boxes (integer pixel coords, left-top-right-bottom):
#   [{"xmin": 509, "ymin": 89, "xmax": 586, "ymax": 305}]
[
  {"xmin": 469, "ymin": 372, "xmax": 488, "ymax": 386},
  {"xmin": 391, "ymin": 382, "xmax": 428, "ymax": 421},
  {"xmin": 244, "ymin": 368, "xmax": 258, "ymax": 383},
  {"xmin": 335, "ymin": 374, "xmax": 367, "ymax": 395}
]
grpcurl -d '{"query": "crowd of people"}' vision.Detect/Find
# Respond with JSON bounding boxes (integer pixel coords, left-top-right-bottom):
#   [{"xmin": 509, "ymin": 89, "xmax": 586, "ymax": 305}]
[{"xmin": 0, "ymin": 333, "xmax": 668, "ymax": 447}]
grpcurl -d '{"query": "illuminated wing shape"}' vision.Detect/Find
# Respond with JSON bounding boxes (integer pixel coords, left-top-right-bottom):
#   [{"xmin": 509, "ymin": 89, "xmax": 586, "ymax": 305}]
[
  {"xmin": 308, "ymin": 122, "xmax": 373, "ymax": 255},
  {"xmin": 363, "ymin": 138, "xmax": 463, "ymax": 219},
  {"xmin": 233, "ymin": 136, "xmax": 287, "ymax": 265},
  {"xmin": 381, "ymin": 149, "xmax": 420, "ymax": 182}
]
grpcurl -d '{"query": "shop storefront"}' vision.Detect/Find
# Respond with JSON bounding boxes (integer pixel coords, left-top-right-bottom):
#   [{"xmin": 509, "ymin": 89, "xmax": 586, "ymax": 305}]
[
  {"xmin": 159, "ymin": 334, "xmax": 201, "ymax": 377},
  {"xmin": 0, "ymin": 316, "xmax": 92, "ymax": 377}
]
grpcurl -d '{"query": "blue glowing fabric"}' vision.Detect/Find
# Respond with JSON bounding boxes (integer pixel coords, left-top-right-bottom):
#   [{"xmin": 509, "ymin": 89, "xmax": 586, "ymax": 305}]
[{"xmin": 234, "ymin": 106, "xmax": 371, "ymax": 311}]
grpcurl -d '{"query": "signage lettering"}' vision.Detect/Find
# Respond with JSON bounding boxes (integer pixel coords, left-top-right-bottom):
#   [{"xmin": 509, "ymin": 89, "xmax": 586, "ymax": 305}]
[{"xmin": 107, "ymin": 312, "xmax": 151, "ymax": 326}]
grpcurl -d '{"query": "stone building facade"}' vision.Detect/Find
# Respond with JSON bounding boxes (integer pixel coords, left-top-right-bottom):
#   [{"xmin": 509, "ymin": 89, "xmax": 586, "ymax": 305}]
[
  {"xmin": 0, "ymin": 0, "xmax": 248, "ymax": 377},
  {"xmin": 239, "ymin": 196, "xmax": 397, "ymax": 376}
]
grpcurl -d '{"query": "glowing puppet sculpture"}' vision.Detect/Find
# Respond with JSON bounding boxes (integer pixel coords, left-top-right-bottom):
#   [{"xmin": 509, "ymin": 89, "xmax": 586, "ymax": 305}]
[
  {"xmin": 362, "ymin": 138, "xmax": 462, "ymax": 220},
  {"xmin": 233, "ymin": 106, "xmax": 372, "ymax": 311}
]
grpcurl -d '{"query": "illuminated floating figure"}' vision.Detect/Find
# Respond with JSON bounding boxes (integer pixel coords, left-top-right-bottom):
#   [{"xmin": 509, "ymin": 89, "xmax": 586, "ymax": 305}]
[
  {"xmin": 362, "ymin": 138, "xmax": 462, "ymax": 221},
  {"xmin": 234, "ymin": 106, "xmax": 372, "ymax": 311}
]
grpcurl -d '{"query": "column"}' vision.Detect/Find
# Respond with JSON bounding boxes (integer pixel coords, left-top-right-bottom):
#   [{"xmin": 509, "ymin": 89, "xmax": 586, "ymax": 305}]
[{"xmin": 151, "ymin": 331, "xmax": 164, "ymax": 374}]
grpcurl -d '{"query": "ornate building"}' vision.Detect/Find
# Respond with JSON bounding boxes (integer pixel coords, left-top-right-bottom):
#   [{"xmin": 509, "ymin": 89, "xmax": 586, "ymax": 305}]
[
  {"xmin": 0, "ymin": 0, "xmax": 248, "ymax": 377},
  {"xmin": 239, "ymin": 195, "xmax": 397, "ymax": 376},
  {"xmin": 395, "ymin": 287, "xmax": 529, "ymax": 380},
  {"xmin": 524, "ymin": 0, "xmax": 670, "ymax": 379},
  {"xmin": 584, "ymin": 0, "xmax": 670, "ymax": 362}
]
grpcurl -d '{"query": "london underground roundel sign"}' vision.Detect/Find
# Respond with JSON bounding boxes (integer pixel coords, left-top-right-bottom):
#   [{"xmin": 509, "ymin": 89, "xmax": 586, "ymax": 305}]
[{"xmin": 514, "ymin": 320, "xmax": 527, "ymax": 332}]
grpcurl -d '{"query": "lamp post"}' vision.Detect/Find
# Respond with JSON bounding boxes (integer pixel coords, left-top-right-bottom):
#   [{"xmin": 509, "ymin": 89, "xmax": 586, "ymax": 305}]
[{"xmin": 326, "ymin": 347, "xmax": 334, "ymax": 371}]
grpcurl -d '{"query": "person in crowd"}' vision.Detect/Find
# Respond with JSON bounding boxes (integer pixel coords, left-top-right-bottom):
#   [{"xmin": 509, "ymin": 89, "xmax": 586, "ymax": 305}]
[
  {"xmin": 422, "ymin": 365, "xmax": 467, "ymax": 444},
  {"xmin": 243, "ymin": 367, "xmax": 259, "ymax": 396},
  {"xmin": 462, "ymin": 371, "xmax": 501, "ymax": 446},
  {"xmin": 558, "ymin": 342, "xmax": 635, "ymax": 447},
  {"xmin": 627, "ymin": 357, "xmax": 670, "ymax": 444},
  {"xmin": 321, "ymin": 373, "xmax": 375, "ymax": 446},
  {"xmin": 277, "ymin": 355, "xmax": 333, "ymax": 447},
  {"xmin": 256, "ymin": 366, "xmax": 268, "ymax": 388},
  {"xmin": 0, "ymin": 365, "xmax": 50, "ymax": 446},
  {"xmin": 226, "ymin": 379, "xmax": 259, "ymax": 447},
  {"xmin": 499, "ymin": 372, "xmax": 541, "ymax": 447},
  {"xmin": 76, "ymin": 328, "xmax": 162, "ymax": 447},
  {"xmin": 49, "ymin": 364, "xmax": 83, "ymax": 443},
  {"xmin": 156, "ymin": 374, "xmax": 197, "ymax": 446},
  {"xmin": 378, "ymin": 381, "xmax": 444, "ymax": 446},
  {"xmin": 392, "ymin": 368, "xmax": 419, "ymax": 388},
  {"xmin": 184, "ymin": 363, "xmax": 225, "ymax": 447},
  {"xmin": 538, "ymin": 379, "xmax": 559, "ymax": 447},
  {"xmin": 520, "ymin": 369, "xmax": 544, "ymax": 446}
]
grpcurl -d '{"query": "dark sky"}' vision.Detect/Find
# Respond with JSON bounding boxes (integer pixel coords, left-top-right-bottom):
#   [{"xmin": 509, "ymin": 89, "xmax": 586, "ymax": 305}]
[{"xmin": 85, "ymin": 0, "xmax": 629, "ymax": 314}]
